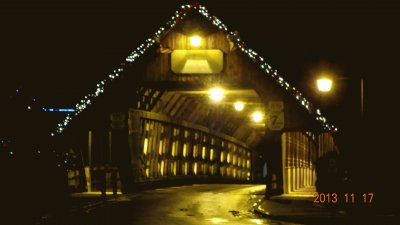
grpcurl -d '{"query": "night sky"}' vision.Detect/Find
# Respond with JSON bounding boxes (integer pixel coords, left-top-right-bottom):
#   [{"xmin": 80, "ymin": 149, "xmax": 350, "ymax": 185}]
[{"xmin": 2, "ymin": 0, "xmax": 399, "ymax": 183}]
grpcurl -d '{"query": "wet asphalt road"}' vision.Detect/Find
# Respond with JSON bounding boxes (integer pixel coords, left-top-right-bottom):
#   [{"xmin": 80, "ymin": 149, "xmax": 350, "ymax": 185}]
[{"xmin": 56, "ymin": 184, "xmax": 299, "ymax": 225}]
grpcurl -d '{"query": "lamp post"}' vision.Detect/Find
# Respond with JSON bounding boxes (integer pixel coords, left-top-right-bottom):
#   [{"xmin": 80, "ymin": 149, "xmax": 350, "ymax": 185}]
[
  {"xmin": 316, "ymin": 76, "xmax": 364, "ymax": 117},
  {"xmin": 360, "ymin": 78, "xmax": 364, "ymax": 117}
]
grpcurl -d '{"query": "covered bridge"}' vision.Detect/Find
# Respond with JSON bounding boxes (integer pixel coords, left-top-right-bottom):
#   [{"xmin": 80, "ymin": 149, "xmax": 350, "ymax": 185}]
[{"xmin": 55, "ymin": 4, "xmax": 337, "ymax": 197}]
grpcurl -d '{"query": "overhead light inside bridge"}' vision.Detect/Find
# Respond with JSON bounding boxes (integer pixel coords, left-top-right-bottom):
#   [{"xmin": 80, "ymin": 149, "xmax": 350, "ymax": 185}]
[
  {"xmin": 209, "ymin": 87, "xmax": 225, "ymax": 102},
  {"xmin": 251, "ymin": 111, "xmax": 264, "ymax": 123},
  {"xmin": 189, "ymin": 35, "xmax": 202, "ymax": 47},
  {"xmin": 234, "ymin": 101, "xmax": 244, "ymax": 111}
]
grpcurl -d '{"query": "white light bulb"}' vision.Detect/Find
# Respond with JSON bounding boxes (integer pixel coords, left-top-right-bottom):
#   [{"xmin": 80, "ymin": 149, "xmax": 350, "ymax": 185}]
[
  {"xmin": 234, "ymin": 101, "xmax": 244, "ymax": 111},
  {"xmin": 189, "ymin": 36, "xmax": 202, "ymax": 47},
  {"xmin": 251, "ymin": 111, "xmax": 263, "ymax": 123},
  {"xmin": 316, "ymin": 78, "xmax": 333, "ymax": 92},
  {"xmin": 209, "ymin": 87, "xmax": 224, "ymax": 102}
]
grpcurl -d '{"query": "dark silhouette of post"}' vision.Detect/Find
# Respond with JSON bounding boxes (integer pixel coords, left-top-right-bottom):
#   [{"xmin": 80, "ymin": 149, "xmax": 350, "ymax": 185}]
[{"xmin": 361, "ymin": 78, "xmax": 364, "ymax": 117}]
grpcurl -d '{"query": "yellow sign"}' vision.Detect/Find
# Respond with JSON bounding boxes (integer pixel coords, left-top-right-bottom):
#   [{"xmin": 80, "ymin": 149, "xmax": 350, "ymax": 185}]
[
  {"xmin": 267, "ymin": 101, "xmax": 284, "ymax": 131},
  {"xmin": 267, "ymin": 111, "xmax": 284, "ymax": 131}
]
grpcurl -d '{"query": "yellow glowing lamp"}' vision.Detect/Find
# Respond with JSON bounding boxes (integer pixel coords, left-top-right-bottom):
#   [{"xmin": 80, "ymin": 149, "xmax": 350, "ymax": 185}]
[
  {"xmin": 189, "ymin": 35, "xmax": 202, "ymax": 47},
  {"xmin": 209, "ymin": 87, "xmax": 224, "ymax": 102},
  {"xmin": 316, "ymin": 78, "xmax": 333, "ymax": 92},
  {"xmin": 251, "ymin": 111, "xmax": 264, "ymax": 123},
  {"xmin": 234, "ymin": 101, "xmax": 244, "ymax": 111}
]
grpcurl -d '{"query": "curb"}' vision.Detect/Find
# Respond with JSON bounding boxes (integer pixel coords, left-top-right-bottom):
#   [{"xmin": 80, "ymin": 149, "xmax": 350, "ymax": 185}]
[{"xmin": 252, "ymin": 200, "xmax": 346, "ymax": 223}]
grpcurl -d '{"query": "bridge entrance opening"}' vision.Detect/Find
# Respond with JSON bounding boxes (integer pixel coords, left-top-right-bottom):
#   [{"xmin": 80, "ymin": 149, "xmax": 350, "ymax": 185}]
[{"xmin": 56, "ymin": 5, "xmax": 337, "ymax": 198}]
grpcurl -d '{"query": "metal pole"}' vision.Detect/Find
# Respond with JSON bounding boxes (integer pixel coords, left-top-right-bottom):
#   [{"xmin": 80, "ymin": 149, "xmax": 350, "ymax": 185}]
[
  {"xmin": 88, "ymin": 130, "xmax": 92, "ymax": 166},
  {"xmin": 108, "ymin": 131, "xmax": 112, "ymax": 163},
  {"xmin": 361, "ymin": 78, "xmax": 364, "ymax": 117},
  {"xmin": 86, "ymin": 130, "xmax": 93, "ymax": 192}
]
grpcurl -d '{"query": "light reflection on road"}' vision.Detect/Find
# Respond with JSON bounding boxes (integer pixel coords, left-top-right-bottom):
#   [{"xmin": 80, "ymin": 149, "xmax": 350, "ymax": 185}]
[{"xmin": 64, "ymin": 184, "xmax": 301, "ymax": 225}]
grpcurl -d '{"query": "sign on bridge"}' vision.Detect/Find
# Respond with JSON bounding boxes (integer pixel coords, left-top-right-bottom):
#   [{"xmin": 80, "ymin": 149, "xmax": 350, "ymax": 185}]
[{"xmin": 267, "ymin": 101, "xmax": 284, "ymax": 131}]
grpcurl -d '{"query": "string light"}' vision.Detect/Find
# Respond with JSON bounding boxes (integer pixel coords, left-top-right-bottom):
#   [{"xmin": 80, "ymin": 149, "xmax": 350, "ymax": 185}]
[{"xmin": 54, "ymin": 3, "xmax": 335, "ymax": 134}]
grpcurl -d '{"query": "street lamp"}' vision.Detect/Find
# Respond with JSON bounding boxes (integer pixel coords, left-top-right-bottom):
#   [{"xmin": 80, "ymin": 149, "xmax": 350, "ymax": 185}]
[
  {"xmin": 316, "ymin": 78, "xmax": 333, "ymax": 93},
  {"xmin": 316, "ymin": 76, "xmax": 363, "ymax": 116}
]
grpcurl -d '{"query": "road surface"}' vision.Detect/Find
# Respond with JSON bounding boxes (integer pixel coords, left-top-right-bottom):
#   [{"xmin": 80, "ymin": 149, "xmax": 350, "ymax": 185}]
[{"xmin": 53, "ymin": 184, "xmax": 299, "ymax": 225}]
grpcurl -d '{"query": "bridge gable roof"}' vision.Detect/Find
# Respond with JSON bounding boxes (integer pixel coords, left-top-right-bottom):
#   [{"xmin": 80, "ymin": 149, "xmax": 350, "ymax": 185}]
[{"xmin": 54, "ymin": 3, "xmax": 335, "ymax": 135}]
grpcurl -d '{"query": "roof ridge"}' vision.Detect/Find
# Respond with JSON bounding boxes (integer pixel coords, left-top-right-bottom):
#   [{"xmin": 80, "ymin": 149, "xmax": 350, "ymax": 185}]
[{"xmin": 53, "ymin": 3, "xmax": 335, "ymax": 136}]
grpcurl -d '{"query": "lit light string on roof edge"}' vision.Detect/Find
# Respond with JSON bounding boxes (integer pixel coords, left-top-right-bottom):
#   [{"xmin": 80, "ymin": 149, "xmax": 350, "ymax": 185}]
[{"xmin": 53, "ymin": 3, "xmax": 336, "ymax": 136}]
